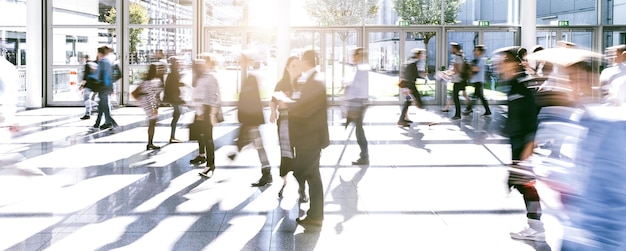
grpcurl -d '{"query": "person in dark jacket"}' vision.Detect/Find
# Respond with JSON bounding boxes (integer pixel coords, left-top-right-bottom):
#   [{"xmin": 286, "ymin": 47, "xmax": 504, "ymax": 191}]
[
  {"xmin": 497, "ymin": 48, "xmax": 544, "ymax": 241},
  {"xmin": 397, "ymin": 49, "xmax": 425, "ymax": 126},
  {"xmin": 163, "ymin": 57, "xmax": 185, "ymax": 143},
  {"xmin": 227, "ymin": 52, "xmax": 271, "ymax": 187},
  {"xmin": 275, "ymin": 50, "xmax": 329, "ymax": 229}
]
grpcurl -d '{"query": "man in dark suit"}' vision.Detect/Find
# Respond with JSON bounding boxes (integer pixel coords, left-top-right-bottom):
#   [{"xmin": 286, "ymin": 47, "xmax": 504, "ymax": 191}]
[
  {"xmin": 398, "ymin": 49, "xmax": 425, "ymax": 126},
  {"xmin": 276, "ymin": 50, "xmax": 329, "ymax": 228}
]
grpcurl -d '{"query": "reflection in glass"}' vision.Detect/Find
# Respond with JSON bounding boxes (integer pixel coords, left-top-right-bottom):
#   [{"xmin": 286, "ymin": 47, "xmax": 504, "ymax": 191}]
[
  {"xmin": 52, "ymin": 0, "xmax": 117, "ymax": 25},
  {"xmin": 537, "ymin": 0, "xmax": 596, "ymax": 25},
  {"xmin": 52, "ymin": 28, "xmax": 116, "ymax": 65}
]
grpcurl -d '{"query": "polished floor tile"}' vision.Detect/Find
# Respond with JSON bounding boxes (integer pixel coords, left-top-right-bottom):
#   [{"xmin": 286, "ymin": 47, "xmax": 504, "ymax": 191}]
[{"xmin": 0, "ymin": 105, "xmax": 560, "ymax": 251}]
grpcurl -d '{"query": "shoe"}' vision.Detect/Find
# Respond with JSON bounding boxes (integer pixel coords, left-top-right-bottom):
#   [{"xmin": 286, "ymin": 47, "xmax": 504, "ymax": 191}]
[
  {"xmin": 296, "ymin": 217, "xmax": 323, "ymax": 228},
  {"xmin": 227, "ymin": 153, "xmax": 237, "ymax": 161},
  {"xmin": 80, "ymin": 115, "xmax": 90, "ymax": 120},
  {"xmin": 146, "ymin": 144, "xmax": 161, "ymax": 150},
  {"xmin": 482, "ymin": 112, "xmax": 492, "ymax": 117},
  {"xmin": 352, "ymin": 158, "xmax": 369, "ymax": 165},
  {"xmin": 278, "ymin": 183, "xmax": 286, "ymax": 198},
  {"xmin": 510, "ymin": 227, "xmax": 545, "ymax": 241},
  {"xmin": 199, "ymin": 165, "xmax": 216, "ymax": 178},
  {"xmin": 441, "ymin": 109, "xmax": 450, "ymax": 112},
  {"xmin": 397, "ymin": 121, "xmax": 410, "ymax": 127},
  {"xmin": 99, "ymin": 123, "xmax": 112, "ymax": 130},
  {"xmin": 462, "ymin": 109, "xmax": 473, "ymax": 116},
  {"xmin": 404, "ymin": 119, "xmax": 413, "ymax": 123},
  {"xmin": 169, "ymin": 138, "xmax": 183, "ymax": 143},
  {"xmin": 451, "ymin": 116, "xmax": 461, "ymax": 120},
  {"xmin": 92, "ymin": 124, "xmax": 100, "ymax": 129},
  {"xmin": 190, "ymin": 155, "xmax": 207, "ymax": 165},
  {"xmin": 251, "ymin": 167, "xmax": 273, "ymax": 187}
]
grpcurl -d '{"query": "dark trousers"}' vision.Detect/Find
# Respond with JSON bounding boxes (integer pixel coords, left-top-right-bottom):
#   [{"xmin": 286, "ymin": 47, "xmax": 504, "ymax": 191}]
[
  {"xmin": 452, "ymin": 82, "xmax": 468, "ymax": 117},
  {"xmin": 94, "ymin": 90, "xmax": 117, "ymax": 126},
  {"xmin": 398, "ymin": 88, "xmax": 421, "ymax": 122},
  {"xmin": 510, "ymin": 136, "xmax": 542, "ymax": 220},
  {"xmin": 471, "ymin": 82, "xmax": 491, "ymax": 114},
  {"xmin": 170, "ymin": 104, "xmax": 181, "ymax": 139},
  {"xmin": 348, "ymin": 106, "xmax": 368, "ymax": 159},
  {"xmin": 293, "ymin": 148, "xmax": 323, "ymax": 220},
  {"xmin": 197, "ymin": 105, "xmax": 215, "ymax": 166}
]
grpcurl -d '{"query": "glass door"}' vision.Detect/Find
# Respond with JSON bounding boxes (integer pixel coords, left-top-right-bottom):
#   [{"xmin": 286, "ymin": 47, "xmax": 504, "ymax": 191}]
[{"xmin": 365, "ymin": 28, "xmax": 439, "ymax": 105}]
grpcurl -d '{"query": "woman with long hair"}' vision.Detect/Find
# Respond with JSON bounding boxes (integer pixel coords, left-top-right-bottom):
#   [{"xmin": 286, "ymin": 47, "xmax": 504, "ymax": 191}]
[
  {"xmin": 270, "ymin": 56, "xmax": 308, "ymax": 202},
  {"xmin": 139, "ymin": 63, "xmax": 165, "ymax": 150},
  {"xmin": 163, "ymin": 57, "xmax": 185, "ymax": 143}
]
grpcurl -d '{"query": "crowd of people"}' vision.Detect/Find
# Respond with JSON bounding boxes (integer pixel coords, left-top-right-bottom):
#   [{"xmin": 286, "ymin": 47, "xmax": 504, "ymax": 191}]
[{"xmin": 65, "ymin": 41, "xmax": 626, "ymax": 245}]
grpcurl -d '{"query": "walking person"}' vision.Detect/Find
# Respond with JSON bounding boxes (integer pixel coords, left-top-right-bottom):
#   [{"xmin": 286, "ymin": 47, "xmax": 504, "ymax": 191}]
[
  {"xmin": 468, "ymin": 45, "xmax": 491, "ymax": 117},
  {"xmin": 189, "ymin": 56, "xmax": 221, "ymax": 178},
  {"xmin": 344, "ymin": 48, "xmax": 370, "ymax": 165},
  {"xmin": 397, "ymin": 48, "xmax": 425, "ymax": 126},
  {"xmin": 137, "ymin": 63, "xmax": 165, "ymax": 150},
  {"xmin": 270, "ymin": 56, "xmax": 308, "ymax": 202},
  {"xmin": 79, "ymin": 55, "xmax": 98, "ymax": 120},
  {"xmin": 163, "ymin": 57, "xmax": 185, "ymax": 143},
  {"xmin": 227, "ymin": 51, "xmax": 272, "ymax": 187},
  {"xmin": 449, "ymin": 42, "xmax": 472, "ymax": 120},
  {"xmin": 93, "ymin": 46, "xmax": 118, "ymax": 130},
  {"xmin": 275, "ymin": 50, "xmax": 329, "ymax": 229},
  {"xmin": 496, "ymin": 48, "xmax": 544, "ymax": 241}
]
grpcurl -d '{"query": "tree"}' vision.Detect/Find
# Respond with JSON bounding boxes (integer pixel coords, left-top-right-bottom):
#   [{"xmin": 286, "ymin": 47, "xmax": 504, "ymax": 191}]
[
  {"xmin": 105, "ymin": 3, "xmax": 149, "ymax": 54},
  {"xmin": 393, "ymin": 0, "xmax": 463, "ymax": 73},
  {"xmin": 304, "ymin": 0, "xmax": 380, "ymax": 82}
]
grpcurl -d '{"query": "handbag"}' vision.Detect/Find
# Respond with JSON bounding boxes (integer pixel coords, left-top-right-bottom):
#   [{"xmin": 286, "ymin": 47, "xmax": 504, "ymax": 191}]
[
  {"xmin": 215, "ymin": 108, "xmax": 224, "ymax": 123},
  {"xmin": 188, "ymin": 119, "xmax": 208, "ymax": 141}
]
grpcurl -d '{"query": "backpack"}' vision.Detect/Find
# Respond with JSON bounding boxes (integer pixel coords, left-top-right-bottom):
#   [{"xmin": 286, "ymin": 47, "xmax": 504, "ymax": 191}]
[
  {"xmin": 111, "ymin": 63, "xmax": 122, "ymax": 82},
  {"xmin": 460, "ymin": 57, "xmax": 473, "ymax": 83}
]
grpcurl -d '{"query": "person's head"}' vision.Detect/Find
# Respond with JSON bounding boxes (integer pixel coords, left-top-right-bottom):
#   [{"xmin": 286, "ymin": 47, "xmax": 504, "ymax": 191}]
[
  {"xmin": 450, "ymin": 42, "xmax": 461, "ymax": 54},
  {"xmin": 155, "ymin": 49, "xmax": 164, "ymax": 59},
  {"xmin": 352, "ymin": 47, "xmax": 366, "ymax": 64},
  {"xmin": 282, "ymin": 56, "xmax": 301, "ymax": 81},
  {"xmin": 411, "ymin": 48, "xmax": 425, "ymax": 60},
  {"xmin": 531, "ymin": 45, "xmax": 544, "ymax": 53},
  {"xmin": 240, "ymin": 50, "xmax": 254, "ymax": 68},
  {"xmin": 300, "ymin": 50, "xmax": 318, "ymax": 70},
  {"xmin": 169, "ymin": 57, "xmax": 179, "ymax": 70},
  {"xmin": 144, "ymin": 63, "xmax": 159, "ymax": 81},
  {"xmin": 563, "ymin": 60, "xmax": 595, "ymax": 98},
  {"xmin": 473, "ymin": 45, "xmax": 485, "ymax": 57},
  {"xmin": 97, "ymin": 46, "xmax": 110, "ymax": 58},
  {"xmin": 84, "ymin": 54, "xmax": 90, "ymax": 61},
  {"xmin": 606, "ymin": 44, "xmax": 626, "ymax": 65},
  {"xmin": 495, "ymin": 48, "xmax": 523, "ymax": 79}
]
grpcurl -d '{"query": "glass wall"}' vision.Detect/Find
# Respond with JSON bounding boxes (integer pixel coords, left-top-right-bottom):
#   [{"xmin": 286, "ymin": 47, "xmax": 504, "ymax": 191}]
[
  {"xmin": 537, "ymin": 0, "xmax": 597, "ymax": 25},
  {"xmin": 456, "ymin": 0, "xmax": 520, "ymax": 26},
  {"xmin": 0, "ymin": 0, "xmax": 27, "ymax": 108}
]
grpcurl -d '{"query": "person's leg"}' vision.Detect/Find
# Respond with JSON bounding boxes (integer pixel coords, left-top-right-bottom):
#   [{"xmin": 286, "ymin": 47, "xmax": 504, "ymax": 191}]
[
  {"xmin": 452, "ymin": 83, "xmax": 462, "ymax": 118},
  {"xmin": 199, "ymin": 124, "xmax": 216, "ymax": 177},
  {"xmin": 462, "ymin": 87, "xmax": 472, "ymax": 113},
  {"xmin": 398, "ymin": 101, "xmax": 410, "ymax": 124},
  {"xmin": 170, "ymin": 104, "xmax": 181, "ymax": 140},
  {"xmin": 147, "ymin": 118, "xmax": 156, "ymax": 146},
  {"xmin": 99, "ymin": 91, "xmax": 116, "ymax": 127},
  {"xmin": 83, "ymin": 88, "xmax": 92, "ymax": 117},
  {"xmin": 475, "ymin": 82, "xmax": 491, "ymax": 115},
  {"xmin": 93, "ymin": 93, "xmax": 105, "ymax": 127},
  {"xmin": 353, "ymin": 107, "xmax": 369, "ymax": 163},
  {"xmin": 294, "ymin": 148, "xmax": 323, "ymax": 221},
  {"xmin": 251, "ymin": 126, "xmax": 272, "ymax": 186}
]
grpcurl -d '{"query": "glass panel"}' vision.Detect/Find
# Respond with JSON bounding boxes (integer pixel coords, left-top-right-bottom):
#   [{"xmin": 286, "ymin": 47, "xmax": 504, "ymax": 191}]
[
  {"xmin": 402, "ymin": 31, "xmax": 437, "ymax": 102},
  {"xmin": 52, "ymin": 0, "xmax": 117, "ymax": 25},
  {"xmin": 128, "ymin": 27, "xmax": 192, "ymax": 65},
  {"xmin": 537, "ymin": 0, "xmax": 597, "ymax": 25},
  {"xmin": 203, "ymin": 30, "xmax": 242, "ymax": 102},
  {"xmin": 393, "ymin": 0, "xmax": 444, "ymax": 26},
  {"xmin": 324, "ymin": 30, "xmax": 358, "ymax": 102},
  {"xmin": 51, "ymin": 28, "xmax": 118, "ymax": 103},
  {"xmin": 367, "ymin": 31, "xmax": 400, "ymax": 102},
  {"xmin": 456, "ymin": 0, "xmax": 519, "ymax": 26},
  {"xmin": 204, "ymin": 0, "xmax": 245, "ymax": 26},
  {"xmin": 130, "ymin": 0, "xmax": 192, "ymax": 25},
  {"xmin": 1, "ymin": 26, "xmax": 27, "ymax": 108},
  {"xmin": 245, "ymin": 30, "xmax": 279, "ymax": 101},
  {"xmin": 483, "ymin": 31, "xmax": 515, "ymax": 97},
  {"xmin": 0, "ymin": 1, "xmax": 27, "ymax": 26},
  {"xmin": 603, "ymin": 0, "xmax": 626, "ymax": 24}
]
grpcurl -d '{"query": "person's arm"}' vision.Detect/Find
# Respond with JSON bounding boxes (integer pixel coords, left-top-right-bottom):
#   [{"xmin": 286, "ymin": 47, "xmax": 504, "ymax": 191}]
[{"xmin": 287, "ymin": 80, "xmax": 326, "ymax": 119}]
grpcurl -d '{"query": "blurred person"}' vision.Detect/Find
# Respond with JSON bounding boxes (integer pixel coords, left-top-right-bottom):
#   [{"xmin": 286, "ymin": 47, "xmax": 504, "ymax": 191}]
[
  {"xmin": 469, "ymin": 45, "xmax": 492, "ymax": 117},
  {"xmin": 449, "ymin": 42, "xmax": 472, "ymax": 120},
  {"xmin": 599, "ymin": 45, "xmax": 626, "ymax": 99},
  {"xmin": 0, "ymin": 47, "xmax": 20, "ymax": 141},
  {"xmin": 397, "ymin": 48, "xmax": 425, "ymax": 126},
  {"xmin": 227, "ymin": 51, "xmax": 272, "ymax": 187},
  {"xmin": 275, "ymin": 50, "xmax": 329, "ymax": 229},
  {"xmin": 79, "ymin": 55, "xmax": 98, "ymax": 120},
  {"xmin": 93, "ymin": 46, "xmax": 118, "ymax": 130},
  {"xmin": 191, "ymin": 56, "xmax": 221, "ymax": 178},
  {"xmin": 528, "ymin": 45, "xmax": 554, "ymax": 77},
  {"xmin": 344, "ymin": 48, "xmax": 370, "ymax": 165},
  {"xmin": 496, "ymin": 48, "xmax": 544, "ymax": 241},
  {"xmin": 270, "ymin": 56, "xmax": 308, "ymax": 202},
  {"xmin": 163, "ymin": 57, "xmax": 185, "ymax": 143},
  {"xmin": 137, "ymin": 63, "xmax": 165, "ymax": 150}
]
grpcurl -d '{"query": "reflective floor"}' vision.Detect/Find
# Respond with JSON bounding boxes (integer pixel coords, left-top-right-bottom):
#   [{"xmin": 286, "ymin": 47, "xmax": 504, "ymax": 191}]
[{"xmin": 0, "ymin": 104, "xmax": 561, "ymax": 251}]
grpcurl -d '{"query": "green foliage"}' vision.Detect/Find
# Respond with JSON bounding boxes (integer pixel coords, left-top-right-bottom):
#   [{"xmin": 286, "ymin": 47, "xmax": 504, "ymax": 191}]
[
  {"xmin": 105, "ymin": 3, "xmax": 149, "ymax": 53},
  {"xmin": 304, "ymin": 0, "xmax": 380, "ymax": 26},
  {"xmin": 392, "ymin": 0, "xmax": 462, "ymax": 25}
]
